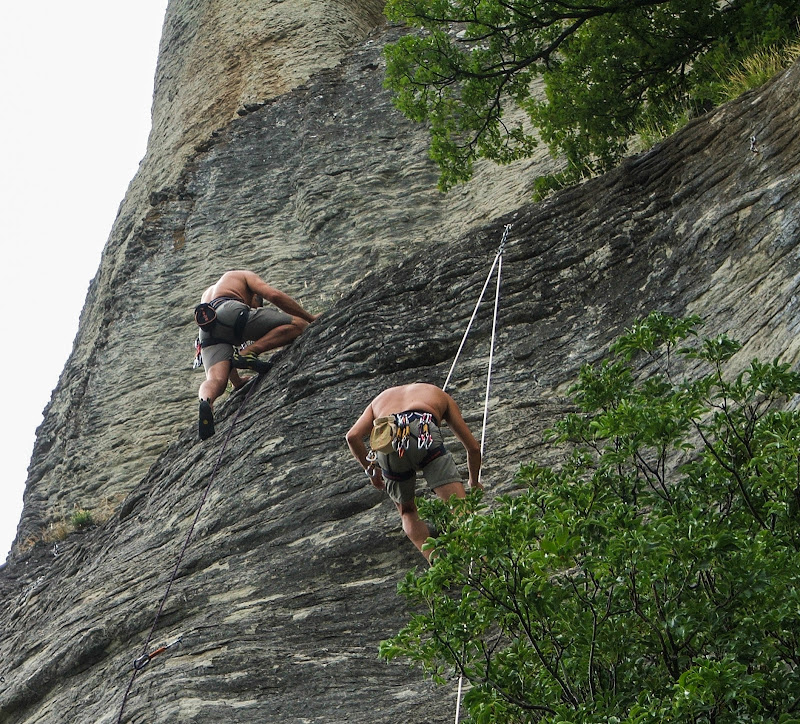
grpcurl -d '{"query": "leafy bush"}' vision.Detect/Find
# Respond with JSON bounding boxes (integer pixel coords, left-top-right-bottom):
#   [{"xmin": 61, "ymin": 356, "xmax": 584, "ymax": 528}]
[
  {"xmin": 383, "ymin": 0, "xmax": 800, "ymax": 192},
  {"xmin": 381, "ymin": 313, "xmax": 800, "ymax": 722},
  {"xmin": 69, "ymin": 508, "xmax": 95, "ymax": 530}
]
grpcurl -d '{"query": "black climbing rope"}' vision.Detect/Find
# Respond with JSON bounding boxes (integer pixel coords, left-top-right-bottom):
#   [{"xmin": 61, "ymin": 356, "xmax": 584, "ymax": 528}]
[{"xmin": 116, "ymin": 376, "xmax": 263, "ymax": 723}]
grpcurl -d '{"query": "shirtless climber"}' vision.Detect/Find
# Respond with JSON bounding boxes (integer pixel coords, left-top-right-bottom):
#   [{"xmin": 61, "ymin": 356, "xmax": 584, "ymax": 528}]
[
  {"xmin": 195, "ymin": 270, "xmax": 318, "ymax": 440},
  {"xmin": 346, "ymin": 382, "xmax": 482, "ymax": 561}
]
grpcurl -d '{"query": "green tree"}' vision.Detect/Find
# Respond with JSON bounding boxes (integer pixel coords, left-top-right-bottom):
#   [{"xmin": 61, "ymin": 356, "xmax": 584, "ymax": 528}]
[
  {"xmin": 383, "ymin": 0, "xmax": 799, "ymax": 192},
  {"xmin": 381, "ymin": 312, "xmax": 800, "ymax": 722}
]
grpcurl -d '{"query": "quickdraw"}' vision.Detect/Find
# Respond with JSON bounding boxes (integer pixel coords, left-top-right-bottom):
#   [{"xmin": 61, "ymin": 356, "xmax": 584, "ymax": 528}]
[
  {"xmin": 365, "ymin": 449, "xmax": 379, "ymax": 477},
  {"xmin": 193, "ymin": 338, "xmax": 203, "ymax": 369},
  {"xmin": 417, "ymin": 412, "xmax": 434, "ymax": 449},
  {"xmin": 392, "ymin": 414, "xmax": 412, "ymax": 458},
  {"xmin": 133, "ymin": 636, "xmax": 183, "ymax": 671}
]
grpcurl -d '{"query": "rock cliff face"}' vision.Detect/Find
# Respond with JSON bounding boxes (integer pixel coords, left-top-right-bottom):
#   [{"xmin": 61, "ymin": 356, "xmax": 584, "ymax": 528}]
[
  {"xmin": 15, "ymin": 9, "xmax": 558, "ymax": 549},
  {"xmin": 1, "ymin": 0, "xmax": 799, "ymax": 721}
]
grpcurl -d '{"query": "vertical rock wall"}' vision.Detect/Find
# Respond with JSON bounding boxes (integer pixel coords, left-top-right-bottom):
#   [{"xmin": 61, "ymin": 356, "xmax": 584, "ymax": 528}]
[
  {"xmin": 1, "ymin": 61, "xmax": 798, "ymax": 720},
  {"xmin": 1, "ymin": 0, "xmax": 799, "ymax": 720},
  {"xmin": 15, "ymin": 7, "xmax": 558, "ymax": 549}
]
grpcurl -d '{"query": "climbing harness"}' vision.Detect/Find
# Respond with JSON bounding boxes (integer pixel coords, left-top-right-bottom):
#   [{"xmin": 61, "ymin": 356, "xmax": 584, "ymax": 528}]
[
  {"xmin": 192, "ymin": 297, "xmax": 253, "ymax": 369},
  {"xmin": 195, "ymin": 297, "xmax": 250, "ymax": 348},
  {"xmin": 370, "ymin": 411, "xmax": 435, "ymax": 459},
  {"xmin": 116, "ymin": 374, "xmax": 263, "ymax": 723},
  {"xmin": 446, "ymin": 223, "xmax": 510, "ymax": 723}
]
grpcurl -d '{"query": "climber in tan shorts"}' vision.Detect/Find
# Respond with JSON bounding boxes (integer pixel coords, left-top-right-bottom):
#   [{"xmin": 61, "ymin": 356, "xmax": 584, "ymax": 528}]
[
  {"xmin": 346, "ymin": 382, "xmax": 482, "ymax": 561},
  {"xmin": 195, "ymin": 270, "xmax": 319, "ymax": 440}
]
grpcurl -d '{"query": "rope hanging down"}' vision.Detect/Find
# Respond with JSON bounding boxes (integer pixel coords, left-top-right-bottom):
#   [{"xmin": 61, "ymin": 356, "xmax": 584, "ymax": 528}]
[
  {"xmin": 116, "ymin": 375, "xmax": 263, "ymax": 724},
  {"xmin": 443, "ymin": 223, "xmax": 509, "ymax": 460},
  {"xmin": 445, "ymin": 224, "xmax": 509, "ymax": 724}
]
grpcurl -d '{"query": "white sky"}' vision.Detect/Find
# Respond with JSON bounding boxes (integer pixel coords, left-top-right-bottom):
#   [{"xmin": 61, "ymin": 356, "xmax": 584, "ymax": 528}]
[{"xmin": 0, "ymin": 1, "xmax": 169, "ymax": 562}]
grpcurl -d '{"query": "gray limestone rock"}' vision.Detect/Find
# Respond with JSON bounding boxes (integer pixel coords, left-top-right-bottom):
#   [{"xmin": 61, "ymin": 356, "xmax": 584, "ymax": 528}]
[{"xmin": 2, "ymin": 1, "xmax": 800, "ymax": 721}]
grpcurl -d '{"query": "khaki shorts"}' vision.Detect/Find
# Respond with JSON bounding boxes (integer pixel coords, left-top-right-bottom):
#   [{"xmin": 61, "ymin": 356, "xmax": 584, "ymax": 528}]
[
  {"xmin": 376, "ymin": 413, "xmax": 462, "ymax": 505},
  {"xmin": 200, "ymin": 300, "xmax": 293, "ymax": 369}
]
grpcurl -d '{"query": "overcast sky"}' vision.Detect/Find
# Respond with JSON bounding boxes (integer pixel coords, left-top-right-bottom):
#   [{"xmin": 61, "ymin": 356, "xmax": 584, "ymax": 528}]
[{"xmin": 0, "ymin": 1, "xmax": 169, "ymax": 562}]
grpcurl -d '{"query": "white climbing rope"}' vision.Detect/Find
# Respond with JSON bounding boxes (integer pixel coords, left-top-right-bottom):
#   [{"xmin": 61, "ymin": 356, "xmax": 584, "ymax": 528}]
[
  {"xmin": 442, "ymin": 225, "xmax": 509, "ymax": 395},
  {"xmin": 455, "ymin": 673, "xmax": 465, "ymax": 723},
  {"xmin": 481, "ymin": 244, "xmax": 503, "ymax": 463},
  {"xmin": 443, "ymin": 223, "xmax": 508, "ymax": 466},
  {"xmin": 445, "ymin": 223, "xmax": 509, "ymax": 723}
]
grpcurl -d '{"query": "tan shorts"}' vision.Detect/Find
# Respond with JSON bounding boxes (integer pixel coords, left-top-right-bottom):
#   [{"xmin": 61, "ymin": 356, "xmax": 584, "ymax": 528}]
[
  {"xmin": 200, "ymin": 300, "xmax": 292, "ymax": 369},
  {"xmin": 376, "ymin": 412, "xmax": 462, "ymax": 505}
]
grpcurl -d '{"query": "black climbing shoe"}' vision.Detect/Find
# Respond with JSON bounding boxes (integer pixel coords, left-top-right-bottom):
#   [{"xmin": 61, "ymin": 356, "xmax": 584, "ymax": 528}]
[
  {"xmin": 199, "ymin": 400, "xmax": 215, "ymax": 440},
  {"xmin": 231, "ymin": 350, "xmax": 273, "ymax": 374}
]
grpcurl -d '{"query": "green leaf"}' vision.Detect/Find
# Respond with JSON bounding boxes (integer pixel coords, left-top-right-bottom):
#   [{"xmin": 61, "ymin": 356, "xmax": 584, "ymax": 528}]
[{"xmin": 384, "ymin": 314, "xmax": 800, "ymax": 722}]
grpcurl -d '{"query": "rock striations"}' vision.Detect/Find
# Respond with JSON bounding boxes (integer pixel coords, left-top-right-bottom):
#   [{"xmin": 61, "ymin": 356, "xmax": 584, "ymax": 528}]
[{"xmin": 1, "ymin": 0, "xmax": 799, "ymax": 722}]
